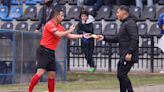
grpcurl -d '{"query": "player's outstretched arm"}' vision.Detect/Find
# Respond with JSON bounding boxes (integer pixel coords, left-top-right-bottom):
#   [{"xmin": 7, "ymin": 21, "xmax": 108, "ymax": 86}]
[
  {"xmin": 66, "ymin": 33, "xmax": 91, "ymax": 39},
  {"xmin": 53, "ymin": 25, "xmax": 75, "ymax": 37}
]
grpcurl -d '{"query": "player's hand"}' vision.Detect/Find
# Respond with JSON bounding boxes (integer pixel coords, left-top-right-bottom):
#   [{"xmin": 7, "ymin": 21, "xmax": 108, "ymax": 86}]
[
  {"xmin": 69, "ymin": 25, "xmax": 76, "ymax": 33},
  {"xmin": 96, "ymin": 35, "xmax": 104, "ymax": 41},
  {"xmin": 91, "ymin": 34, "xmax": 99, "ymax": 39},
  {"xmin": 34, "ymin": 30, "xmax": 39, "ymax": 33},
  {"xmin": 83, "ymin": 33, "xmax": 91, "ymax": 39},
  {"xmin": 125, "ymin": 53, "xmax": 132, "ymax": 62}
]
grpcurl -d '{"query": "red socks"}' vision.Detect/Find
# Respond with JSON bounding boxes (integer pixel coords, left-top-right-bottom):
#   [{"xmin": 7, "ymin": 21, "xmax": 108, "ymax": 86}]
[
  {"xmin": 28, "ymin": 74, "xmax": 40, "ymax": 92},
  {"xmin": 28, "ymin": 74, "xmax": 55, "ymax": 92},
  {"xmin": 48, "ymin": 79, "xmax": 55, "ymax": 92}
]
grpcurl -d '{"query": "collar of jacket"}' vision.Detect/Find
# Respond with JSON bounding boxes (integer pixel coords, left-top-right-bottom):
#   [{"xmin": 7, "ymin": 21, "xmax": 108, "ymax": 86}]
[{"xmin": 121, "ymin": 15, "xmax": 129, "ymax": 22}]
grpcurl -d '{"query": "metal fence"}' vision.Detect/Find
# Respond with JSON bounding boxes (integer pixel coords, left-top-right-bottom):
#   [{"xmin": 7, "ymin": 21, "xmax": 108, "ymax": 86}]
[
  {"xmin": 67, "ymin": 35, "xmax": 164, "ymax": 73},
  {"xmin": 0, "ymin": 30, "xmax": 67, "ymax": 84},
  {"xmin": 0, "ymin": 30, "xmax": 40, "ymax": 84}
]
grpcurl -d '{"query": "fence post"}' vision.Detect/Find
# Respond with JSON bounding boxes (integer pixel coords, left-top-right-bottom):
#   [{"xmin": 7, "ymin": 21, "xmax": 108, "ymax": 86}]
[
  {"xmin": 67, "ymin": 39, "xmax": 70, "ymax": 71},
  {"xmin": 108, "ymin": 45, "xmax": 112, "ymax": 72},
  {"xmin": 108, "ymin": 55, "xmax": 112, "ymax": 72},
  {"xmin": 150, "ymin": 36, "xmax": 154, "ymax": 73},
  {"xmin": 12, "ymin": 32, "xmax": 16, "ymax": 84}
]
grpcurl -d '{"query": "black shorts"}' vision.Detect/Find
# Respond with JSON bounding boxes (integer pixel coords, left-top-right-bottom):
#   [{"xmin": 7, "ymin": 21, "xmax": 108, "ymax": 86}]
[{"xmin": 36, "ymin": 46, "xmax": 56, "ymax": 71}]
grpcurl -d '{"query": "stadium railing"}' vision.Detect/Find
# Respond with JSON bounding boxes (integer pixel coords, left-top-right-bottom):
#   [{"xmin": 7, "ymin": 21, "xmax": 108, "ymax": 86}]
[{"xmin": 67, "ymin": 34, "xmax": 164, "ymax": 73}]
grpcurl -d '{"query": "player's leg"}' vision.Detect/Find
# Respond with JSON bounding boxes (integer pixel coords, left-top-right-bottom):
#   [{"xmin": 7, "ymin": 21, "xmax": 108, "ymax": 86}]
[
  {"xmin": 48, "ymin": 71, "xmax": 56, "ymax": 92},
  {"xmin": 28, "ymin": 46, "xmax": 49, "ymax": 92},
  {"xmin": 47, "ymin": 57, "xmax": 56, "ymax": 92},
  {"xmin": 28, "ymin": 69, "xmax": 46, "ymax": 92}
]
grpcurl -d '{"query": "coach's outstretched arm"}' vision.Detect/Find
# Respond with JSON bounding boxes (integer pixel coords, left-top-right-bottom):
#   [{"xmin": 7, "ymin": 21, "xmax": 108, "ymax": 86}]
[{"xmin": 96, "ymin": 35, "xmax": 118, "ymax": 43}]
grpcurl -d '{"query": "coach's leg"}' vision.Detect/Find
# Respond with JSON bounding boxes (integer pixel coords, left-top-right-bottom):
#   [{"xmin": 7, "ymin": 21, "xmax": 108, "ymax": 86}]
[
  {"xmin": 117, "ymin": 61, "xmax": 126, "ymax": 92},
  {"xmin": 117, "ymin": 60, "xmax": 134, "ymax": 92},
  {"xmin": 48, "ymin": 71, "xmax": 56, "ymax": 92},
  {"xmin": 28, "ymin": 69, "xmax": 45, "ymax": 92}
]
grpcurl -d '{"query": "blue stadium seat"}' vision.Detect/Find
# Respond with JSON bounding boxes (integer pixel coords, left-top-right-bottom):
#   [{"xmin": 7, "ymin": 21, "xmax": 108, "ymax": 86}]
[
  {"xmin": 93, "ymin": 23, "xmax": 102, "ymax": 55},
  {"xmin": 140, "ymin": 39, "xmax": 162, "ymax": 56},
  {"xmin": 11, "ymin": 0, "xmax": 23, "ymax": 5},
  {"xmin": 148, "ymin": 23, "xmax": 161, "ymax": 36},
  {"xmin": 95, "ymin": 6, "xmax": 111, "ymax": 21},
  {"xmin": 62, "ymin": 22, "xmax": 72, "ymax": 30},
  {"xmin": 0, "ymin": 5, "xmax": 8, "ymax": 19},
  {"xmin": 65, "ymin": 6, "xmax": 81, "ymax": 21},
  {"xmin": 152, "ymin": 7, "xmax": 164, "ymax": 21},
  {"xmin": 59, "ymin": 0, "xmax": 67, "ymax": 5},
  {"xmin": 69, "ymin": 39, "xmax": 82, "ymax": 55},
  {"xmin": 1, "ymin": 6, "xmax": 23, "ymax": 21},
  {"xmin": 68, "ymin": 0, "xmax": 77, "ymax": 5},
  {"xmin": 31, "ymin": 7, "xmax": 43, "ymax": 21},
  {"xmin": 93, "ymin": 23, "xmax": 102, "ymax": 34},
  {"xmin": 103, "ymin": 22, "xmax": 117, "ymax": 35},
  {"xmin": 1, "ymin": 22, "xmax": 13, "ymax": 30},
  {"xmin": 137, "ymin": 23, "xmax": 147, "ymax": 35},
  {"xmin": 158, "ymin": 0, "xmax": 164, "ymax": 5},
  {"xmin": 85, "ymin": 6, "xmax": 94, "ymax": 13},
  {"xmin": 109, "ymin": 6, "xmax": 118, "ymax": 21},
  {"xmin": 141, "ymin": 6, "xmax": 156, "ymax": 20},
  {"xmin": 59, "ymin": 0, "xmax": 76, "ymax": 5},
  {"xmin": 130, "ymin": 6, "xmax": 141, "ymax": 20},
  {"xmin": 101, "ymin": 41, "xmax": 118, "ymax": 55},
  {"xmin": 15, "ymin": 22, "xmax": 28, "ymax": 31},
  {"xmin": 157, "ymin": 7, "xmax": 164, "ymax": 17},
  {"xmin": 140, "ymin": 39, "xmax": 151, "ymax": 55},
  {"xmin": 17, "ymin": 6, "xmax": 37, "ymax": 21},
  {"xmin": 25, "ymin": 5, "xmax": 37, "ymax": 19},
  {"xmin": 102, "ymin": 23, "xmax": 118, "ymax": 55},
  {"xmin": 25, "ymin": 0, "xmax": 37, "ymax": 5},
  {"xmin": 29, "ymin": 23, "xmax": 38, "ymax": 32},
  {"xmin": 32, "ymin": 0, "xmax": 44, "ymax": 4}
]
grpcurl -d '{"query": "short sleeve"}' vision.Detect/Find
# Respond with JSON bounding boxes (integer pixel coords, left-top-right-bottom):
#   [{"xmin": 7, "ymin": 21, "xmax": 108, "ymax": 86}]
[{"xmin": 45, "ymin": 23, "xmax": 57, "ymax": 33}]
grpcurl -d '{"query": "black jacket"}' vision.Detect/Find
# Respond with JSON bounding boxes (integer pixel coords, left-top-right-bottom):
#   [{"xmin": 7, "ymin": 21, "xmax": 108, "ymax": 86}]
[
  {"xmin": 104, "ymin": 15, "xmax": 139, "ymax": 63},
  {"xmin": 77, "ymin": 21, "xmax": 94, "ymax": 47},
  {"xmin": 36, "ymin": 2, "xmax": 60, "ymax": 30},
  {"xmin": 36, "ymin": 5, "xmax": 52, "ymax": 30}
]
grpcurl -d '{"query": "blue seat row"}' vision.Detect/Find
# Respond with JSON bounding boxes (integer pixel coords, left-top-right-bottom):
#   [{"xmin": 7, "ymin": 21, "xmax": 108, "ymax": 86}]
[{"xmin": 11, "ymin": 0, "xmax": 43, "ymax": 5}]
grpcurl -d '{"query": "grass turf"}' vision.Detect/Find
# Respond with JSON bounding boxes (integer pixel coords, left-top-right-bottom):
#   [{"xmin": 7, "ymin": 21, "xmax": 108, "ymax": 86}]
[{"xmin": 0, "ymin": 72, "xmax": 164, "ymax": 92}]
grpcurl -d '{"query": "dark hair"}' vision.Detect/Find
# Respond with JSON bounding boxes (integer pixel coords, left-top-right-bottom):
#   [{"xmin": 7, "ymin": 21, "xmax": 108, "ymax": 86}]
[
  {"xmin": 50, "ymin": 7, "xmax": 63, "ymax": 18},
  {"xmin": 118, "ymin": 5, "xmax": 129, "ymax": 13},
  {"xmin": 80, "ymin": 10, "xmax": 89, "ymax": 17}
]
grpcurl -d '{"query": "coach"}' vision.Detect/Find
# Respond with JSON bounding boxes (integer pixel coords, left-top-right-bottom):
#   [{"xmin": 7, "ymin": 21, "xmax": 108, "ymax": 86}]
[{"xmin": 97, "ymin": 5, "xmax": 139, "ymax": 92}]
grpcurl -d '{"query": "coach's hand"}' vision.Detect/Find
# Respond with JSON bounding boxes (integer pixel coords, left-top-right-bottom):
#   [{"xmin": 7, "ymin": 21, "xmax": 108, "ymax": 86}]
[
  {"xmin": 96, "ymin": 35, "xmax": 104, "ymax": 41},
  {"xmin": 125, "ymin": 53, "xmax": 132, "ymax": 62}
]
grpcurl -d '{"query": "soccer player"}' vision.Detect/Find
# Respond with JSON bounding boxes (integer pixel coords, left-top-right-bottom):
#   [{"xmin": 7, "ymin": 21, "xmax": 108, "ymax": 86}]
[{"xmin": 28, "ymin": 8, "xmax": 91, "ymax": 92}]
